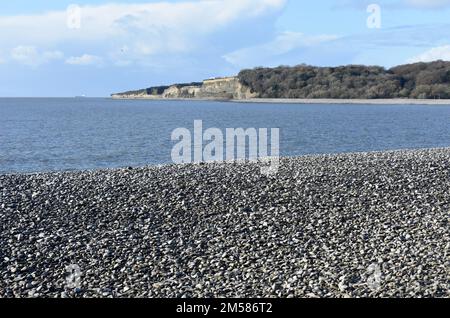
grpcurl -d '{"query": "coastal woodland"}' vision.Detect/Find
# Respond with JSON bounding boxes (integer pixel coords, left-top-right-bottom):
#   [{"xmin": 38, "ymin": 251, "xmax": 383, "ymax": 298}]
[{"xmin": 238, "ymin": 60, "xmax": 450, "ymax": 99}]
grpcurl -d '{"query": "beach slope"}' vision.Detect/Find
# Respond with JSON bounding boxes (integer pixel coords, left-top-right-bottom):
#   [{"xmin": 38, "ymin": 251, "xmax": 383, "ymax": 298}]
[{"xmin": 0, "ymin": 149, "xmax": 449, "ymax": 298}]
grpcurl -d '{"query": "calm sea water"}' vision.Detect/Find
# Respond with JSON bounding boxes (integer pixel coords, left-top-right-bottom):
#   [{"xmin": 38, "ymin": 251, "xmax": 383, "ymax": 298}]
[{"xmin": 1, "ymin": 98, "xmax": 450, "ymax": 174}]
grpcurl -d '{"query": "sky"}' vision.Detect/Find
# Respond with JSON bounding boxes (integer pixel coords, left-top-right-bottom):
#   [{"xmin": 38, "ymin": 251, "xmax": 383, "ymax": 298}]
[{"xmin": 0, "ymin": 0, "xmax": 450, "ymax": 97}]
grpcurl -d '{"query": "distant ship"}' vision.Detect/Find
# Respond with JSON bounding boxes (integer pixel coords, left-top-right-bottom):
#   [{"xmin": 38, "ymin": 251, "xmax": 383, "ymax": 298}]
[{"xmin": 74, "ymin": 94, "xmax": 87, "ymax": 98}]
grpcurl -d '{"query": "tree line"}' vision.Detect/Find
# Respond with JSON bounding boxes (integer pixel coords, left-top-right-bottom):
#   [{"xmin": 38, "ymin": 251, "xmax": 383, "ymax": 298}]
[{"xmin": 238, "ymin": 60, "xmax": 450, "ymax": 99}]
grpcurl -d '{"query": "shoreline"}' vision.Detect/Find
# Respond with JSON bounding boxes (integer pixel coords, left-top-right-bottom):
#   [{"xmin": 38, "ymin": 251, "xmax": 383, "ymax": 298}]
[
  {"xmin": 2, "ymin": 147, "xmax": 449, "ymax": 176},
  {"xmin": 1, "ymin": 148, "xmax": 449, "ymax": 297},
  {"xmin": 235, "ymin": 98, "xmax": 450, "ymax": 105},
  {"xmin": 111, "ymin": 96, "xmax": 450, "ymax": 105}
]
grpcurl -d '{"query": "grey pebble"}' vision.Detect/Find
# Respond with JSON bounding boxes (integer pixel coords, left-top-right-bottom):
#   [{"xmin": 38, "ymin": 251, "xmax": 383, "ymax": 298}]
[{"xmin": 0, "ymin": 148, "xmax": 449, "ymax": 298}]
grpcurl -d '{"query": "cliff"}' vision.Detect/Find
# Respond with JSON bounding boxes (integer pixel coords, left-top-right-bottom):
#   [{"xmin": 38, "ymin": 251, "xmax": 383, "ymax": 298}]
[
  {"xmin": 112, "ymin": 61, "xmax": 450, "ymax": 100},
  {"xmin": 112, "ymin": 77, "xmax": 256, "ymax": 100}
]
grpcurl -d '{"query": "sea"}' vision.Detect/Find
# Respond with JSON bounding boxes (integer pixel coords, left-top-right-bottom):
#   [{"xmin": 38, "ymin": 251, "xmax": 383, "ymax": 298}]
[{"xmin": 1, "ymin": 98, "xmax": 450, "ymax": 174}]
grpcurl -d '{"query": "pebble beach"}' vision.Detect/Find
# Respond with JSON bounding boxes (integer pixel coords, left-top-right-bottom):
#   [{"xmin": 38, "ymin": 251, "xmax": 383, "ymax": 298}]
[{"xmin": 0, "ymin": 148, "xmax": 449, "ymax": 298}]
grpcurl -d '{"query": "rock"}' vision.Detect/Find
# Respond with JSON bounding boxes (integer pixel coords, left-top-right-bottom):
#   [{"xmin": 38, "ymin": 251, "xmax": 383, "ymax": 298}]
[{"xmin": 0, "ymin": 148, "xmax": 449, "ymax": 298}]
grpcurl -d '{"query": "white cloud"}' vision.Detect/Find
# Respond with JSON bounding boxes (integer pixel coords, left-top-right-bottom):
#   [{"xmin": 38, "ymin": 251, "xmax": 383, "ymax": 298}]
[
  {"xmin": 334, "ymin": 0, "xmax": 450, "ymax": 10},
  {"xmin": 65, "ymin": 54, "xmax": 103, "ymax": 66},
  {"xmin": 223, "ymin": 32, "xmax": 338, "ymax": 67},
  {"xmin": 407, "ymin": 45, "xmax": 450, "ymax": 63},
  {"xmin": 403, "ymin": 0, "xmax": 450, "ymax": 9},
  {"xmin": 0, "ymin": 0, "xmax": 286, "ymax": 66},
  {"xmin": 43, "ymin": 50, "xmax": 64, "ymax": 60},
  {"xmin": 10, "ymin": 46, "xmax": 63, "ymax": 66},
  {"xmin": 11, "ymin": 46, "xmax": 39, "ymax": 65}
]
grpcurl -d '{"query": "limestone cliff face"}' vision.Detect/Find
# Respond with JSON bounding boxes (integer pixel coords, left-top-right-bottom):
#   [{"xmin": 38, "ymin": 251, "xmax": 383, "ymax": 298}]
[
  {"xmin": 194, "ymin": 77, "xmax": 255, "ymax": 99},
  {"xmin": 162, "ymin": 85, "xmax": 201, "ymax": 99},
  {"xmin": 112, "ymin": 77, "xmax": 257, "ymax": 100}
]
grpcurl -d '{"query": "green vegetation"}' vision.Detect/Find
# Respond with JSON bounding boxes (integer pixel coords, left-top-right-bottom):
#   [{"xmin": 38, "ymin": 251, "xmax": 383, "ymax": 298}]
[
  {"xmin": 238, "ymin": 60, "xmax": 450, "ymax": 99},
  {"xmin": 116, "ymin": 82, "xmax": 203, "ymax": 96},
  {"xmin": 114, "ymin": 61, "xmax": 450, "ymax": 99}
]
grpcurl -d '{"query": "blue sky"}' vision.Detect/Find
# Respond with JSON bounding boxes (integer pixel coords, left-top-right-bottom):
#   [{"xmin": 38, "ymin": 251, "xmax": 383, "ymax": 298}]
[{"xmin": 0, "ymin": 0, "xmax": 450, "ymax": 97}]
